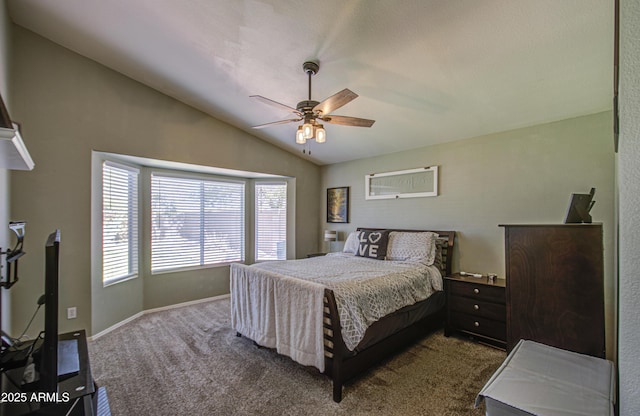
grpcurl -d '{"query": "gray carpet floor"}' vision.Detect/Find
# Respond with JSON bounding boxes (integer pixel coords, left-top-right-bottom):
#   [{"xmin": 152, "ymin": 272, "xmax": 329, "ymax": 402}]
[{"xmin": 88, "ymin": 297, "xmax": 506, "ymax": 415}]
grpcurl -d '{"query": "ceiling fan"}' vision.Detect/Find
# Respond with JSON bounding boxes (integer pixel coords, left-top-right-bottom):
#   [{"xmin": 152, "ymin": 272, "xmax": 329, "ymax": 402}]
[{"xmin": 251, "ymin": 61, "xmax": 375, "ymax": 147}]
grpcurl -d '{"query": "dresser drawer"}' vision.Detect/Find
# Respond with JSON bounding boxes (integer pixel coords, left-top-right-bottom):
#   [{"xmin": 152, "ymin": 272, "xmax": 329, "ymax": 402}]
[
  {"xmin": 448, "ymin": 296, "xmax": 506, "ymax": 322},
  {"xmin": 449, "ymin": 311, "xmax": 506, "ymax": 342},
  {"xmin": 448, "ymin": 280, "xmax": 505, "ymax": 303}
]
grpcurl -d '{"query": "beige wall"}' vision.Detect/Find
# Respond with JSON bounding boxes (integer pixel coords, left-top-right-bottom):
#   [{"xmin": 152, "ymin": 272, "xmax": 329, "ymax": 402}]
[
  {"xmin": 9, "ymin": 26, "xmax": 320, "ymax": 336},
  {"xmin": 618, "ymin": 0, "xmax": 640, "ymax": 412},
  {"xmin": 321, "ymin": 111, "xmax": 616, "ymax": 357}
]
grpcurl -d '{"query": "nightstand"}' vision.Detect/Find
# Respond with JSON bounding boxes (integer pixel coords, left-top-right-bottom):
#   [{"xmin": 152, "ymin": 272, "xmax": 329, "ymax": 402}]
[
  {"xmin": 306, "ymin": 252, "xmax": 327, "ymax": 258},
  {"xmin": 444, "ymin": 273, "xmax": 506, "ymax": 349}
]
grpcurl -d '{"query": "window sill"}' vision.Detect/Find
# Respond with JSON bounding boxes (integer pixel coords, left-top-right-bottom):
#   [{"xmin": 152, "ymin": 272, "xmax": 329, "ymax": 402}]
[
  {"xmin": 151, "ymin": 261, "xmax": 243, "ymax": 276},
  {"xmin": 103, "ymin": 273, "xmax": 138, "ymax": 288}
]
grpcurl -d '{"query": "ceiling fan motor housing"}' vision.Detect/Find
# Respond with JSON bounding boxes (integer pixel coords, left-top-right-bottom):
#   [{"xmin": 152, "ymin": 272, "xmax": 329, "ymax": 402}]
[
  {"xmin": 296, "ymin": 100, "xmax": 320, "ymax": 114},
  {"xmin": 302, "ymin": 61, "xmax": 319, "ymax": 75}
]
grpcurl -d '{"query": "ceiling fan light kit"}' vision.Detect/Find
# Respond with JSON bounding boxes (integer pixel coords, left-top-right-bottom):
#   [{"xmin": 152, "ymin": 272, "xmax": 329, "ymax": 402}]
[
  {"xmin": 315, "ymin": 125, "xmax": 326, "ymax": 143},
  {"xmin": 302, "ymin": 121, "xmax": 314, "ymax": 139},
  {"xmin": 296, "ymin": 126, "xmax": 306, "ymax": 144},
  {"xmin": 251, "ymin": 60, "xmax": 375, "ymax": 150}
]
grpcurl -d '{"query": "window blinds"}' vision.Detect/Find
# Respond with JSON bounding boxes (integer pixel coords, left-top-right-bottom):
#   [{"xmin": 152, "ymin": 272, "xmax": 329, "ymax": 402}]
[
  {"xmin": 151, "ymin": 174, "xmax": 245, "ymax": 272},
  {"xmin": 255, "ymin": 182, "xmax": 287, "ymax": 261},
  {"xmin": 102, "ymin": 161, "xmax": 139, "ymax": 284}
]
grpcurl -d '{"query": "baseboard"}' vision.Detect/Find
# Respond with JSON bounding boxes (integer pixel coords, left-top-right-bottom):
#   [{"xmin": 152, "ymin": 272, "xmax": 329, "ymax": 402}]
[
  {"xmin": 143, "ymin": 293, "xmax": 230, "ymax": 315},
  {"xmin": 90, "ymin": 312, "xmax": 144, "ymax": 341},
  {"xmin": 89, "ymin": 294, "xmax": 230, "ymax": 341}
]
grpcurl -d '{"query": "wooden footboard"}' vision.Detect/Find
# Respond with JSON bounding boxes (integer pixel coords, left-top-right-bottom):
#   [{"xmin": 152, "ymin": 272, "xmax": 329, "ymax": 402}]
[
  {"xmin": 323, "ymin": 289, "xmax": 446, "ymax": 402},
  {"xmin": 323, "ymin": 289, "xmax": 347, "ymax": 402},
  {"xmin": 322, "ymin": 229, "xmax": 455, "ymax": 402}
]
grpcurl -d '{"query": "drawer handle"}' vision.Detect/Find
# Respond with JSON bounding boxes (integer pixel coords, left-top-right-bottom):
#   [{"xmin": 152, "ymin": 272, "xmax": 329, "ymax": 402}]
[
  {"xmin": 474, "ymin": 321, "xmax": 480, "ymax": 327},
  {"xmin": 473, "ymin": 304, "xmax": 479, "ymax": 310},
  {"xmin": 473, "ymin": 288, "xmax": 480, "ymax": 294}
]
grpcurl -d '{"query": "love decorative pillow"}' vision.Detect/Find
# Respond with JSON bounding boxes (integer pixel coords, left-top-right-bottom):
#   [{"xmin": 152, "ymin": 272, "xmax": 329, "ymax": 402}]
[{"xmin": 355, "ymin": 230, "xmax": 389, "ymax": 260}]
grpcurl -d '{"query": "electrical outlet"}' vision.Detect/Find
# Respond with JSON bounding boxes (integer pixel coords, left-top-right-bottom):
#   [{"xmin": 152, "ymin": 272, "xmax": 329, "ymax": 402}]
[{"xmin": 67, "ymin": 307, "xmax": 77, "ymax": 319}]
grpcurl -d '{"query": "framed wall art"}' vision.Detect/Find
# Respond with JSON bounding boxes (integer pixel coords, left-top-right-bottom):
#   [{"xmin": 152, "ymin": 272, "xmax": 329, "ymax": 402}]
[
  {"xmin": 327, "ymin": 187, "xmax": 349, "ymax": 223},
  {"xmin": 365, "ymin": 166, "xmax": 438, "ymax": 200}
]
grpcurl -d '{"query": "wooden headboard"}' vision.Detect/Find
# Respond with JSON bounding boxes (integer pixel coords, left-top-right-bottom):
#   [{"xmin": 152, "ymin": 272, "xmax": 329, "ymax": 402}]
[{"xmin": 356, "ymin": 228, "xmax": 455, "ymax": 277}]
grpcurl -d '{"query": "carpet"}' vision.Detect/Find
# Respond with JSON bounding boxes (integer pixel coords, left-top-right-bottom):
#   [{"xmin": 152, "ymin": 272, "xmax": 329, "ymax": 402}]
[{"xmin": 88, "ymin": 297, "xmax": 506, "ymax": 415}]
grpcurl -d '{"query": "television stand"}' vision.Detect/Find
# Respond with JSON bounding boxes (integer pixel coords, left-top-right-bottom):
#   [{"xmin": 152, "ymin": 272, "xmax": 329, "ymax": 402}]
[
  {"xmin": 0, "ymin": 330, "xmax": 110, "ymax": 415},
  {"xmin": 0, "ymin": 338, "xmax": 42, "ymax": 372}
]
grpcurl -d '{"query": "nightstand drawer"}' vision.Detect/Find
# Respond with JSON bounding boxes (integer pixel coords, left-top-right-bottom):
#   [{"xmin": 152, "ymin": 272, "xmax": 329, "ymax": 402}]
[
  {"xmin": 450, "ymin": 312, "xmax": 506, "ymax": 342},
  {"xmin": 444, "ymin": 274, "xmax": 506, "ymax": 349},
  {"xmin": 448, "ymin": 297, "xmax": 506, "ymax": 322},
  {"xmin": 448, "ymin": 281, "xmax": 505, "ymax": 303}
]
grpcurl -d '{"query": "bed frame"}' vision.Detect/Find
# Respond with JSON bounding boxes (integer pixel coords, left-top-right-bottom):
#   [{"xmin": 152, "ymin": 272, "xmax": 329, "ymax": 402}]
[
  {"xmin": 235, "ymin": 228, "xmax": 455, "ymax": 402},
  {"xmin": 322, "ymin": 228, "xmax": 455, "ymax": 402}
]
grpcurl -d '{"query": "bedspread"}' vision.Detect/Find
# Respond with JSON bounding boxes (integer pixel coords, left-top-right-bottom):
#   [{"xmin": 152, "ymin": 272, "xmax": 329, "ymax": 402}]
[{"xmin": 230, "ymin": 253, "xmax": 442, "ymax": 372}]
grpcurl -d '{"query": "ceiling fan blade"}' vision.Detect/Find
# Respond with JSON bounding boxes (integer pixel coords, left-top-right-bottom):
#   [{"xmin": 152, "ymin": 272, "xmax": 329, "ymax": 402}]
[
  {"xmin": 313, "ymin": 89, "xmax": 358, "ymax": 115},
  {"xmin": 250, "ymin": 95, "xmax": 302, "ymax": 115},
  {"xmin": 252, "ymin": 118, "xmax": 301, "ymax": 129},
  {"xmin": 320, "ymin": 115, "xmax": 375, "ymax": 127}
]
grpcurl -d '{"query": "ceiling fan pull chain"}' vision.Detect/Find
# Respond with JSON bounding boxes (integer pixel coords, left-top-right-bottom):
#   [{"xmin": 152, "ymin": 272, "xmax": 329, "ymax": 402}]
[{"xmin": 302, "ymin": 141, "xmax": 311, "ymax": 155}]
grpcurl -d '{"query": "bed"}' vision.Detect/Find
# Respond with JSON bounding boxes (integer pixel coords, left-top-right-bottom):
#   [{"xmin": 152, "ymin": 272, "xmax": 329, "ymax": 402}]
[{"xmin": 230, "ymin": 228, "xmax": 455, "ymax": 402}]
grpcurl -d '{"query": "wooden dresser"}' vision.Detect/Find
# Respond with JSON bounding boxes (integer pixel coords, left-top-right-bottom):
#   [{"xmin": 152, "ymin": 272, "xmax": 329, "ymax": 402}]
[
  {"xmin": 444, "ymin": 274, "xmax": 506, "ymax": 349},
  {"xmin": 500, "ymin": 224, "xmax": 605, "ymax": 357}
]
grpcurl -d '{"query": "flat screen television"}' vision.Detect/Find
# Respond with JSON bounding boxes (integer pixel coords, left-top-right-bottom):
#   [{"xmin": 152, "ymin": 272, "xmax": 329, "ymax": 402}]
[
  {"xmin": 1, "ymin": 230, "xmax": 84, "ymax": 413},
  {"xmin": 564, "ymin": 188, "xmax": 596, "ymax": 224},
  {"xmin": 39, "ymin": 229, "xmax": 60, "ymax": 394}
]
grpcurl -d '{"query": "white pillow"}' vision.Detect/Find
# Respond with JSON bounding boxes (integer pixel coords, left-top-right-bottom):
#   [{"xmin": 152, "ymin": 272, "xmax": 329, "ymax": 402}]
[
  {"xmin": 343, "ymin": 231, "xmax": 360, "ymax": 254},
  {"xmin": 386, "ymin": 231, "xmax": 438, "ymax": 265}
]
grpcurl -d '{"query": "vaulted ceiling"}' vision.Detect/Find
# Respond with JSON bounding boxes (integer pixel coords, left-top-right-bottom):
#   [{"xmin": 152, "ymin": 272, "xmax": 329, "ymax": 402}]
[{"xmin": 8, "ymin": 0, "xmax": 614, "ymax": 165}]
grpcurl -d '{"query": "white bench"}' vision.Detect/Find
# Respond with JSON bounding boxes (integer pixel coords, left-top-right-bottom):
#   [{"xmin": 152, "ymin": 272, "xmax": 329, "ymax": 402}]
[{"xmin": 476, "ymin": 339, "xmax": 615, "ymax": 416}]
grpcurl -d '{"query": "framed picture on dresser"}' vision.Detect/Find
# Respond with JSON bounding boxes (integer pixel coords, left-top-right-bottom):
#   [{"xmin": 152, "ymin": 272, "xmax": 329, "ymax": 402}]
[{"xmin": 327, "ymin": 187, "xmax": 349, "ymax": 223}]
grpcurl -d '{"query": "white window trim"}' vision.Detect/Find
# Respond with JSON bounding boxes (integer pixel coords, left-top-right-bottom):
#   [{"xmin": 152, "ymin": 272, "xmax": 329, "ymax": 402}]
[
  {"xmin": 101, "ymin": 160, "xmax": 141, "ymax": 286},
  {"xmin": 150, "ymin": 171, "xmax": 246, "ymax": 274},
  {"xmin": 92, "ymin": 152, "xmax": 295, "ymax": 287},
  {"xmin": 254, "ymin": 181, "xmax": 288, "ymax": 262}
]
